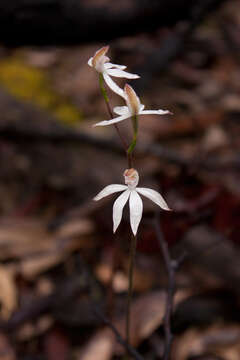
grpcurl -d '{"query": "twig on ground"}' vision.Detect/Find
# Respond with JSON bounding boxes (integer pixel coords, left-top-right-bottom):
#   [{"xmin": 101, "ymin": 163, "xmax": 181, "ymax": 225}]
[
  {"xmin": 154, "ymin": 213, "xmax": 185, "ymax": 360},
  {"xmin": 93, "ymin": 307, "xmax": 144, "ymax": 360},
  {"xmin": 2, "ymin": 125, "xmax": 240, "ymax": 171}
]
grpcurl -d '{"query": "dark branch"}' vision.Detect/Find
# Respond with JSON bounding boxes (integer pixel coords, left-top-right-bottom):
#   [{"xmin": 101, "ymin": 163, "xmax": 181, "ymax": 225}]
[
  {"xmin": 1, "ymin": 124, "xmax": 240, "ymax": 172},
  {"xmin": 93, "ymin": 308, "xmax": 144, "ymax": 360},
  {"xmin": 154, "ymin": 214, "xmax": 185, "ymax": 360}
]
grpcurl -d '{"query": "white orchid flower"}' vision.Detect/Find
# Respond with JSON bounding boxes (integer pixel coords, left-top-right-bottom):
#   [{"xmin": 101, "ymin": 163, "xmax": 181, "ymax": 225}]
[
  {"xmin": 94, "ymin": 84, "xmax": 171, "ymax": 127},
  {"xmin": 94, "ymin": 169, "xmax": 170, "ymax": 235},
  {"xmin": 88, "ymin": 46, "xmax": 140, "ymax": 98}
]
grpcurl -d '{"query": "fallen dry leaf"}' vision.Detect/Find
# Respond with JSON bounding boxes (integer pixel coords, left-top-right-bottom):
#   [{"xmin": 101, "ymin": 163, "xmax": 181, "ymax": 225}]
[
  {"xmin": 0, "ymin": 217, "xmax": 95, "ymax": 279},
  {"xmin": 0, "ymin": 333, "xmax": 16, "ymax": 360},
  {"xmin": 79, "ymin": 330, "xmax": 114, "ymax": 360},
  {"xmin": 0, "ymin": 265, "xmax": 17, "ymax": 320},
  {"xmin": 79, "ymin": 289, "xmax": 191, "ymax": 360},
  {"xmin": 172, "ymin": 324, "xmax": 240, "ymax": 360}
]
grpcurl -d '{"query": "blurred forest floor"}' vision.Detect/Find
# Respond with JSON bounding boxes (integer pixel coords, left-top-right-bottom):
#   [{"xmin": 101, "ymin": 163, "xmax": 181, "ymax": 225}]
[{"xmin": 0, "ymin": 0, "xmax": 240, "ymax": 359}]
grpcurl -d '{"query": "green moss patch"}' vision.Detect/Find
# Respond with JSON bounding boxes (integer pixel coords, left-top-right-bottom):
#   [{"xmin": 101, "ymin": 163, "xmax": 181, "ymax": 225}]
[{"xmin": 0, "ymin": 58, "xmax": 82, "ymax": 125}]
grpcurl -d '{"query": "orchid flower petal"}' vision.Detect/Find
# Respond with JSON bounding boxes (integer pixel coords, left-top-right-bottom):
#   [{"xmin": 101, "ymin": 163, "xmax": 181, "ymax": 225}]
[
  {"xmin": 113, "ymin": 189, "xmax": 130, "ymax": 233},
  {"xmin": 139, "ymin": 110, "xmax": 171, "ymax": 116},
  {"xmin": 136, "ymin": 187, "xmax": 170, "ymax": 211},
  {"xmin": 103, "ymin": 72, "xmax": 125, "ymax": 98},
  {"xmin": 88, "ymin": 57, "xmax": 93, "ymax": 67},
  {"xmin": 93, "ymin": 113, "xmax": 131, "ymax": 127},
  {"xmin": 92, "ymin": 46, "xmax": 109, "ymax": 69},
  {"xmin": 107, "ymin": 69, "xmax": 140, "ymax": 79},
  {"xmin": 105, "ymin": 63, "xmax": 127, "ymax": 70},
  {"xmin": 94, "ymin": 184, "xmax": 127, "ymax": 201},
  {"xmin": 129, "ymin": 190, "xmax": 143, "ymax": 235},
  {"xmin": 113, "ymin": 106, "xmax": 129, "ymax": 115},
  {"xmin": 124, "ymin": 84, "xmax": 141, "ymax": 114}
]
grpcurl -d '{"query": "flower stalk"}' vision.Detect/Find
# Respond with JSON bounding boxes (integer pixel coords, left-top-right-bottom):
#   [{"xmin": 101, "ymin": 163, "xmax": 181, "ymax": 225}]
[
  {"xmin": 99, "ymin": 73, "xmax": 109, "ymax": 104},
  {"xmin": 89, "ymin": 45, "xmax": 172, "ymax": 353},
  {"xmin": 126, "ymin": 233, "xmax": 137, "ymax": 345},
  {"xmin": 98, "ymin": 73, "xmax": 129, "ymax": 155},
  {"xmin": 127, "ymin": 115, "xmax": 138, "ymax": 155}
]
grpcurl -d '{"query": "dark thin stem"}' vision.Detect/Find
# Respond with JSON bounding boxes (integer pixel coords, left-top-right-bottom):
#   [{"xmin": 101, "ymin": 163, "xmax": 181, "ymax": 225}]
[
  {"xmin": 106, "ymin": 237, "xmax": 121, "ymax": 319},
  {"xmin": 93, "ymin": 308, "xmax": 144, "ymax": 360},
  {"xmin": 126, "ymin": 234, "xmax": 137, "ymax": 346},
  {"xmin": 154, "ymin": 215, "xmax": 175, "ymax": 360}
]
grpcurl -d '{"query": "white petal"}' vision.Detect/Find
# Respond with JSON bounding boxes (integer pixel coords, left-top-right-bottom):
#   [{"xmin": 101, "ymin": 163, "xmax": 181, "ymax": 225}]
[
  {"xmin": 103, "ymin": 72, "xmax": 125, "ymax": 98},
  {"xmin": 140, "ymin": 104, "xmax": 145, "ymax": 111},
  {"xmin": 104, "ymin": 63, "xmax": 127, "ymax": 70},
  {"xmin": 136, "ymin": 187, "xmax": 170, "ymax": 211},
  {"xmin": 107, "ymin": 69, "xmax": 140, "ymax": 79},
  {"xmin": 124, "ymin": 84, "xmax": 141, "ymax": 114},
  {"xmin": 88, "ymin": 57, "xmax": 93, "ymax": 67},
  {"xmin": 94, "ymin": 184, "xmax": 127, "ymax": 201},
  {"xmin": 113, "ymin": 106, "xmax": 129, "ymax": 115},
  {"xmin": 129, "ymin": 190, "xmax": 143, "ymax": 235},
  {"xmin": 113, "ymin": 189, "xmax": 130, "ymax": 233},
  {"xmin": 93, "ymin": 113, "xmax": 131, "ymax": 127},
  {"xmin": 139, "ymin": 109, "xmax": 171, "ymax": 116}
]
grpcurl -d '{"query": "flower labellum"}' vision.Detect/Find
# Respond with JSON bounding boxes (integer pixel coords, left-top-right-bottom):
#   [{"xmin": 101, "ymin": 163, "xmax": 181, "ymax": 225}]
[
  {"xmin": 94, "ymin": 84, "xmax": 171, "ymax": 127},
  {"xmin": 88, "ymin": 46, "xmax": 140, "ymax": 98},
  {"xmin": 94, "ymin": 169, "xmax": 170, "ymax": 235}
]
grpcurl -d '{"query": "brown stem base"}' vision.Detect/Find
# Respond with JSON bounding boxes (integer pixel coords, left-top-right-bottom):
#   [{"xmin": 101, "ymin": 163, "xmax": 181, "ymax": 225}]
[{"xmin": 126, "ymin": 234, "xmax": 137, "ymax": 346}]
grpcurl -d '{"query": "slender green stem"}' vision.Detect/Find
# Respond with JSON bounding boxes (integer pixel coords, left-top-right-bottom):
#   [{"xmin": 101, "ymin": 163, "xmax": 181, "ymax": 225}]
[
  {"xmin": 127, "ymin": 133, "xmax": 137, "ymax": 155},
  {"xmin": 99, "ymin": 73, "xmax": 138, "ymax": 354},
  {"xmin": 126, "ymin": 234, "xmax": 137, "ymax": 346},
  {"xmin": 99, "ymin": 73, "xmax": 110, "ymax": 104},
  {"xmin": 98, "ymin": 74, "xmax": 129, "ymax": 157},
  {"xmin": 127, "ymin": 115, "xmax": 138, "ymax": 157}
]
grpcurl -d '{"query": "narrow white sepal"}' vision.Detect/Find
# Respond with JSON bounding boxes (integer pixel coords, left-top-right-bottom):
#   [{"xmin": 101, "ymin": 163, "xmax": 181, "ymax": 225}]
[
  {"xmin": 107, "ymin": 68, "xmax": 140, "ymax": 79},
  {"xmin": 136, "ymin": 187, "xmax": 170, "ymax": 211},
  {"xmin": 113, "ymin": 189, "xmax": 130, "ymax": 233},
  {"xmin": 104, "ymin": 63, "xmax": 127, "ymax": 70},
  {"xmin": 93, "ymin": 113, "xmax": 130, "ymax": 127},
  {"xmin": 129, "ymin": 190, "xmax": 143, "ymax": 235},
  {"xmin": 139, "ymin": 110, "xmax": 171, "ymax": 116},
  {"xmin": 113, "ymin": 106, "xmax": 129, "ymax": 115},
  {"xmin": 103, "ymin": 72, "xmax": 125, "ymax": 98},
  {"xmin": 94, "ymin": 184, "xmax": 127, "ymax": 201}
]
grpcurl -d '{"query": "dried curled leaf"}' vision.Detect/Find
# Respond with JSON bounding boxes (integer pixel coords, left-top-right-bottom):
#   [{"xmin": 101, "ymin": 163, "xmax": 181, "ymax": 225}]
[{"xmin": 0, "ymin": 265, "xmax": 17, "ymax": 320}]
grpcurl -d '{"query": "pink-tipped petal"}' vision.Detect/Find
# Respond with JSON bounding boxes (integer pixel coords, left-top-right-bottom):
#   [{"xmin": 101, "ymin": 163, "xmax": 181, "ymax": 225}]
[
  {"xmin": 94, "ymin": 184, "xmax": 127, "ymax": 201},
  {"xmin": 129, "ymin": 190, "xmax": 143, "ymax": 235},
  {"xmin": 92, "ymin": 46, "xmax": 109, "ymax": 68},
  {"xmin": 103, "ymin": 72, "xmax": 125, "ymax": 98},
  {"xmin": 124, "ymin": 84, "xmax": 141, "ymax": 115},
  {"xmin": 113, "ymin": 189, "xmax": 130, "ymax": 233},
  {"xmin": 107, "ymin": 69, "xmax": 140, "ymax": 79},
  {"xmin": 136, "ymin": 188, "xmax": 170, "ymax": 211}
]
